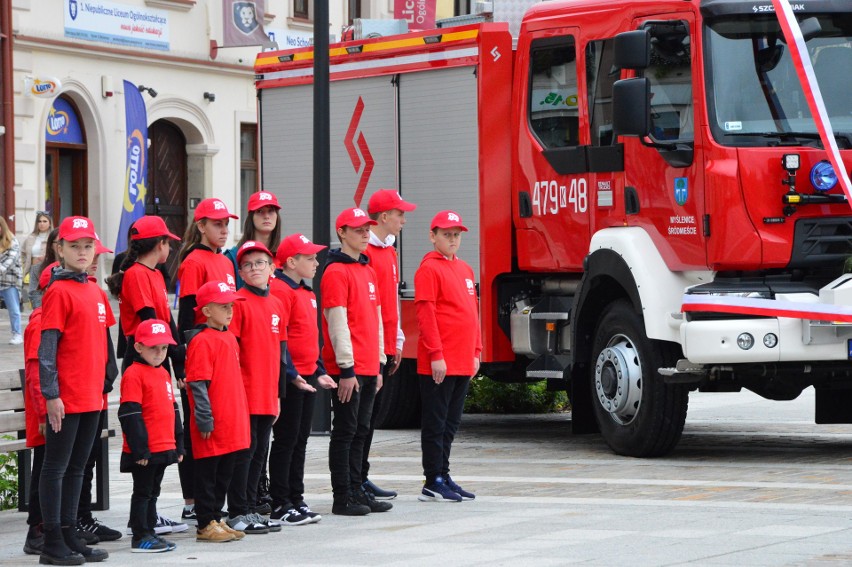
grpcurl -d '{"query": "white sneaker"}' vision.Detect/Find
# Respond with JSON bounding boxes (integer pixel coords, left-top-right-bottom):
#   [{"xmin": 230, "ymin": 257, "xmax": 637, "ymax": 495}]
[{"xmin": 9, "ymin": 334, "xmax": 22, "ymax": 345}]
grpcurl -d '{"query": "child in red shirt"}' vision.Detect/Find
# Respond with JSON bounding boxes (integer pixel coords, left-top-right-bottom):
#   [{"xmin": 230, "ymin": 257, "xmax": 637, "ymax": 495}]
[
  {"xmin": 38, "ymin": 216, "xmax": 116, "ymax": 564},
  {"xmin": 224, "ymin": 241, "xmax": 289, "ymax": 534},
  {"xmin": 269, "ymin": 233, "xmax": 337, "ymax": 526},
  {"xmin": 322, "ymin": 208, "xmax": 389, "ymax": 516},
  {"xmin": 362, "ymin": 189, "xmax": 418, "ymax": 500},
  {"xmin": 415, "ymin": 210, "xmax": 482, "ymax": 503},
  {"xmin": 176, "ymin": 198, "xmax": 238, "ymax": 520},
  {"xmin": 185, "ymin": 281, "xmax": 250, "ymax": 543},
  {"xmin": 118, "ymin": 319, "xmax": 184, "ymax": 553}
]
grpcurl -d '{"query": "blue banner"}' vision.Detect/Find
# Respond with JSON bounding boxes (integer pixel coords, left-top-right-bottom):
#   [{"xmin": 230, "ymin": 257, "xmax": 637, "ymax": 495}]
[
  {"xmin": 45, "ymin": 97, "xmax": 84, "ymax": 144},
  {"xmin": 115, "ymin": 80, "xmax": 148, "ymax": 254}
]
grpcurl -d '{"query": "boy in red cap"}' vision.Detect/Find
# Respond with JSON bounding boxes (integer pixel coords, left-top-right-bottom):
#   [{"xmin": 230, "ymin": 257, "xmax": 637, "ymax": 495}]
[
  {"xmin": 415, "ymin": 210, "xmax": 481, "ymax": 502},
  {"xmin": 268, "ymin": 233, "xmax": 337, "ymax": 526},
  {"xmin": 118, "ymin": 319, "xmax": 184, "ymax": 553},
  {"xmin": 177, "ymin": 198, "xmax": 238, "ymax": 521},
  {"xmin": 362, "ymin": 189, "xmax": 418, "ymax": 500},
  {"xmin": 224, "ymin": 240, "xmax": 288, "ymax": 535},
  {"xmin": 185, "ymin": 281, "xmax": 250, "ymax": 542},
  {"xmin": 38, "ymin": 216, "xmax": 115, "ymax": 564},
  {"xmin": 322, "ymin": 208, "xmax": 390, "ymax": 516}
]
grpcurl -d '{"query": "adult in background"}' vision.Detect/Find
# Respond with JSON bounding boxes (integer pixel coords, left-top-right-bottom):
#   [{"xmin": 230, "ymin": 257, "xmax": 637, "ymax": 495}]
[
  {"xmin": 0, "ymin": 217, "xmax": 23, "ymax": 345},
  {"xmin": 21, "ymin": 211, "xmax": 53, "ymax": 308}
]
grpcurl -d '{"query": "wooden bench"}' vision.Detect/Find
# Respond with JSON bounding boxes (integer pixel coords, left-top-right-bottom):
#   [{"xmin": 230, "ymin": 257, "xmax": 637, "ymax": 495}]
[{"xmin": 0, "ymin": 369, "xmax": 115, "ymax": 512}]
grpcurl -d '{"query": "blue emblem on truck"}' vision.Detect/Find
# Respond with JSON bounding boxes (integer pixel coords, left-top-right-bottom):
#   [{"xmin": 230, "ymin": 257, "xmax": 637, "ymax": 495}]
[{"xmin": 674, "ymin": 177, "xmax": 688, "ymax": 206}]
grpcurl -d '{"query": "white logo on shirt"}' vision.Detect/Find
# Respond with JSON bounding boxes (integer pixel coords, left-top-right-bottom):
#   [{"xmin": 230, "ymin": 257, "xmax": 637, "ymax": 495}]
[
  {"xmin": 226, "ymin": 275, "xmax": 236, "ymax": 289},
  {"xmin": 447, "ymin": 212, "xmax": 460, "ymax": 222},
  {"xmin": 73, "ymin": 218, "xmax": 88, "ymax": 229},
  {"xmin": 166, "ymin": 381, "xmax": 173, "ymax": 399},
  {"xmin": 213, "ymin": 200, "xmax": 226, "ymax": 210},
  {"xmin": 466, "ymin": 279, "xmax": 475, "ymax": 295},
  {"xmin": 97, "ymin": 302, "xmax": 106, "ymax": 323},
  {"xmin": 310, "ymin": 298, "xmax": 317, "ymax": 308},
  {"xmin": 271, "ymin": 314, "xmax": 280, "ymax": 334},
  {"xmin": 151, "ymin": 323, "xmax": 167, "ymax": 334}
]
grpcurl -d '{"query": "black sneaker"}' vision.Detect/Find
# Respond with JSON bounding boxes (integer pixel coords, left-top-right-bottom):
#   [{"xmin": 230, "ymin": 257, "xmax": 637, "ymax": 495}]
[
  {"xmin": 253, "ymin": 502, "xmax": 272, "ymax": 515},
  {"xmin": 354, "ymin": 486, "xmax": 393, "ymax": 513},
  {"xmin": 23, "ymin": 524, "xmax": 44, "ymax": 555},
  {"xmin": 268, "ymin": 506, "xmax": 313, "ymax": 527},
  {"xmin": 295, "ymin": 502, "xmax": 322, "ymax": 524},
  {"xmin": 181, "ymin": 506, "xmax": 197, "ymax": 521},
  {"xmin": 362, "ymin": 479, "xmax": 398, "ymax": 500},
  {"xmin": 156, "ymin": 536, "xmax": 177, "ymax": 551},
  {"xmin": 78, "ymin": 516, "xmax": 124, "ymax": 542},
  {"xmin": 131, "ymin": 535, "xmax": 170, "ymax": 553},
  {"xmin": 63, "ymin": 526, "xmax": 109, "ymax": 562},
  {"xmin": 331, "ymin": 494, "xmax": 371, "ymax": 516},
  {"xmin": 446, "ymin": 475, "xmax": 476, "ymax": 500}
]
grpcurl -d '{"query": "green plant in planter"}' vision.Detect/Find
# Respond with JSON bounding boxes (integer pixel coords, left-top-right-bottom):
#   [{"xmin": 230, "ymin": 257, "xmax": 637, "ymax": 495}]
[{"xmin": 465, "ymin": 377, "xmax": 569, "ymax": 414}]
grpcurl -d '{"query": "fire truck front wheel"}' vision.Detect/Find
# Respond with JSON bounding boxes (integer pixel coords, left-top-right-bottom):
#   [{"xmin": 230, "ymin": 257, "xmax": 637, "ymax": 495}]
[{"xmin": 590, "ymin": 300, "xmax": 688, "ymax": 457}]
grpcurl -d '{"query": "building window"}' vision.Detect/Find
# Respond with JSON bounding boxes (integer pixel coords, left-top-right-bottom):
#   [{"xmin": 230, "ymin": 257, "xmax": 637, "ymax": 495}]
[
  {"xmin": 240, "ymin": 124, "xmax": 258, "ymax": 219},
  {"xmin": 348, "ymin": 0, "xmax": 362, "ymax": 24},
  {"xmin": 294, "ymin": 0, "xmax": 309, "ymax": 20}
]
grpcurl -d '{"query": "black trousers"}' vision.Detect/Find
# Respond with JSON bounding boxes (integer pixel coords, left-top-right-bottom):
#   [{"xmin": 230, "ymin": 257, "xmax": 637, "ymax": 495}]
[
  {"xmin": 177, "ymin": 389, "xmax": 195, "ymax": 500},
  {"xmin": 27, "ymin": 445, "xmax": 45, "ymax": 526},
  {"xmin": 129, "ymin": 463, "xmax": 167, "ymax": 539},
  {"xmin": 419, "ymin": 375, "xmax": 470, "ymax": 483},
  {"xmin": 361, "ymin": 362, "xmax": 393, "ymax": 483},
  {"xmin": 227, "ymin": 415, "xmax": 274, "ymax": 517},
  {"xmin": 77, "ymin": 409, "xmax": 106, "ymax": 520},
  {"xmin": 328, "ymin": 374, "xmax": 377, "ymax": 501},
  {"xmin": 194, "ymin": 452, "xmax": 237, "ymax": 529},
  {"xmin": 40, "ymin": 411, "xmax": 101, "ymax": 531},
  {"xmin": 269, "ymin": 377, "xmax": 316, "ymax": 508}
]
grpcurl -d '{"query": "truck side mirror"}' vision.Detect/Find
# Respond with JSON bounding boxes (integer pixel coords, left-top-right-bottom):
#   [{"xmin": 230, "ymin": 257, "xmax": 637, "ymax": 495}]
[
  {"xmin": 614, "ymin": 30, "xmax": 650, "ymax": 70},
  {"xmin": 613, "ymin": 77, "xmax": 650, "ymax": 137}
]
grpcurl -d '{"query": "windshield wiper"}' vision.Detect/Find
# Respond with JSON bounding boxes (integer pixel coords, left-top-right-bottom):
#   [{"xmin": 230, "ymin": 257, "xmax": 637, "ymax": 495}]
[{"xmin": 725, "ymin": 131, "xmax": 852, "ymax": 148}]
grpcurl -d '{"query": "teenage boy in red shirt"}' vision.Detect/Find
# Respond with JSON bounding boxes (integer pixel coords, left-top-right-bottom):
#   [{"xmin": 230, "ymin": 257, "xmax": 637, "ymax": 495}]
[
  {"xmin": 225, "ymin": 241, "xmax": 288, "ymax": 535},
  {"xmin": 322, "ymin": 208, "xmax": 390, "ymax": 516},
  {"xmin": 185, "ymin": 281, "xmax": 250, "ymax": 542},
  {"xmin": 268, "ymin": 234, "xmax": 337, "ymax": 526},
  {"xmin": 118, "ymin": 319, "xmax": 184, "ymax": 553},
  {"xmin": 415, "ymin": 210, "xmax": 481, "ymax": 502},
  {"xmin": 361, "ymin": 190, "xmax": 417, "ymax": 501}
]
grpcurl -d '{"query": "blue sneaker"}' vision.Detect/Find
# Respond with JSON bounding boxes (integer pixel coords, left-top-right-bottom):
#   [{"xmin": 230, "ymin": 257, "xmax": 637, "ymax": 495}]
[
  {"xmin": 363, "ymin": 479, "xmax": 398, "ymax": 500},
  {"xmin": 418, "ymin": 476, "xmax": 462, "ymax": 502},
  {"xmin": 446, "ymin": 475, "xmax": 475, "ymax": 500}
]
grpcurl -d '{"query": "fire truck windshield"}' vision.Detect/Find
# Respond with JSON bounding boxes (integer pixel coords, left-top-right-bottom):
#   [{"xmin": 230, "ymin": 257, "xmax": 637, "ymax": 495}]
[{"xmin": 705, "ymin": 14, "xmax": 852, "ymax": 147}]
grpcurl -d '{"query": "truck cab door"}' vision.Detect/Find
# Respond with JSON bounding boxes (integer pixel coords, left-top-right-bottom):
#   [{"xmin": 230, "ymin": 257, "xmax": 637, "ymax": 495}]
[
  {"xmin": 619, "ymin": 14, "xmax": 707, "ymax": 270},
  {"xmin": 514, "ymin": 27, "xmax": 590, "ymax": 271}
]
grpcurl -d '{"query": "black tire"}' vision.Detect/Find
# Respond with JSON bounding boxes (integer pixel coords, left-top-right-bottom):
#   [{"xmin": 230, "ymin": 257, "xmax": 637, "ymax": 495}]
[
  {"xmin": 589, "ymin": 300, "xmax": 688, "ymax": 457},
  {"xmin": 374, "ymin": 359, "xmax": 421, "ymax": 429}
]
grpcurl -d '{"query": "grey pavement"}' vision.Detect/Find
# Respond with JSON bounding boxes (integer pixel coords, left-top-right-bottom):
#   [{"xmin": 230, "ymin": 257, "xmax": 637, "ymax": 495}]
[{"xmin": 0, "ymin": 302, "xmax": 851, "ymax": 565}]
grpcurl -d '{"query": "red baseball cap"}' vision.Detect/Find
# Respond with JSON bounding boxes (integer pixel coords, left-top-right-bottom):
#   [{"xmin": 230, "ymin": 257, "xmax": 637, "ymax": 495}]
[
  {"xmin": 276, "ymin": 233, "xmax": 326, "ymax": 264},
  {"xmin": 194, "ymin": 198, "xmax": 239, "ymax": 221},
  {"xmin": 247, "ymin": 191, "xmax": 281, "ymax": 211},
  {"xmin": 134, "ymin": 319, "xmax": 177, "ymax": 347},
  {"xmin": 335, "ymin": 208, "xmax": 377, "ymax": 230},
  {"xmin": 367, "ymin": 189, "xmax": 417, "ymax": 214},
  {"xmin": 92, "ymin": 232, "xmax": 113, "ymax": 255},
  {"xmin": 38, "ymin": 262, "xmax": 58, "ymax": 290},
  {"xmin": 194, "ymin": 280, "xmax": 245, "ymax": 311},
  {"xmin": 431, "ymin": 210, "xmax": 468, "ymax": 232},
  {"xmin": 58, "ymin": 216, "xmax": 99, "ymax": 242},
  {"xmin": 236, "ymin": 240, "xmax": 273, "ymax": 265},
  {"xmin": 131, "ymin": 216, "xmax": 181, "ymax": 241}
]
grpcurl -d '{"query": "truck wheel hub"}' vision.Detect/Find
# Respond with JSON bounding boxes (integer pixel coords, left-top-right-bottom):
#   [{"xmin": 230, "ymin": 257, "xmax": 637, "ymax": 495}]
[{"xmin": 594, "ymin": 334, "xmax": 643, "ymax": 425}]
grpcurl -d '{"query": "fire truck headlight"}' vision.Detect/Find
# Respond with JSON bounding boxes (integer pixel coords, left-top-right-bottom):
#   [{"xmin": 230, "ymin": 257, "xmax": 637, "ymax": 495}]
[
  {"xmin": 810, "ymin": 160, "xmax": 838, "ymax": 192},
  {"xmin": 737, "ymin": 333, "xmax": 755, "ymax": 350},
  {"xmin": 763, "ymin": 333, "xmax": 778, "ymax": 348}
]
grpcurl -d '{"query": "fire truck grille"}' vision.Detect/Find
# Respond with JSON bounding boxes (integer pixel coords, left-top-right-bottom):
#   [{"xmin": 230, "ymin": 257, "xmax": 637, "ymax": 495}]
[{"xmin": 789, "ymin": 217, "xmax": 852, "ymax": 268}]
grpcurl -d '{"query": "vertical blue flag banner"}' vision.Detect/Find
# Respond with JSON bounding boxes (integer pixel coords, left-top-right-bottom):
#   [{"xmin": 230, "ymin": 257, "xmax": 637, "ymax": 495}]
[{"xmin": 115, "ymin": 80, "xmax": 149, "ymax": 254}]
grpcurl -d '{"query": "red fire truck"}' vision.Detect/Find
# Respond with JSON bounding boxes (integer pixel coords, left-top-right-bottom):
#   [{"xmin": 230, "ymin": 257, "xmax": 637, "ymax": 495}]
[{"xmin": 255, "ymin": 0, "xmax": 852, "ymax": 456}]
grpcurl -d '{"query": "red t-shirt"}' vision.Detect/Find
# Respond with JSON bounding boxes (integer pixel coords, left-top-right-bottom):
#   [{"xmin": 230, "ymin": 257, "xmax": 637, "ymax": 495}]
[
  {"xmin": 270, "ymin": 275, "xmax": 320, "ymax": 376},
  {"xmin": 120, "ymin": 262, "xmax": 173, "ymax": 338},
  {"xmin": 229, "ymin": 289, "xmax": 286, "ymax": 415},
  {"xmin": 178, "ymin": 248, "xmax": 236, "ymax": 325},
  {"xmin": 414, "ymin": 251, "xmax": 482, "ymax": 376},
  {"xmin": 364, "ymin": 243, "xmax": 400, "ymax": 356},
  {"xmin": 120, "ymin": 362, "xmax": 177, "ymax": 454},
  {"xmin": 185, "ymin": 327, "xmax": 250, "ymax": 458},
  {"xmin": 40, "ymin": 279, "xmax": 116, "ymax": 414},
  {"xmin": 321, "ymin": 259, "xmax": 381, "ymax": 376},
  {"xmin": 24, "ymin": 308, "xmax": 46, "ymax": 447}
]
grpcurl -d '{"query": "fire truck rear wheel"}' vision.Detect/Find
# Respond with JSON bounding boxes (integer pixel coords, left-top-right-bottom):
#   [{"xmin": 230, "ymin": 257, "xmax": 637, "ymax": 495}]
[
  {"xmin": 590, "ymin": 300, "xmax": 688, "ymax": 457},
  {"xmin": 374, "ymin": 358, "xmax": 421, "ymax": 429}
]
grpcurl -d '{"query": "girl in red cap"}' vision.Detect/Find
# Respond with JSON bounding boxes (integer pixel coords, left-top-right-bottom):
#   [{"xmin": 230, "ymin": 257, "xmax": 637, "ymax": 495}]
[
  {"xmin": 176, "ymin": 198, "xmax": 238, "ymax": 521},
  {"xmin": 224, "ymin": 191, "xmax": 282, "ymax": 290},
  {"xmin": 38, "ymin": 216, "xmax": 115, "ymax": 564}
]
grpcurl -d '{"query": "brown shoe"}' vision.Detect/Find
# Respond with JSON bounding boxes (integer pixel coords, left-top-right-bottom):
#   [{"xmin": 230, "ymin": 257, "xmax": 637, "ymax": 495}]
[
  {"xmin": 196, "ymin": 520, "xmax": 235, "ymax": 543},
  {"xmin": 218, "ymin": 520, "xmax": 245, "ymax": 540}
]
